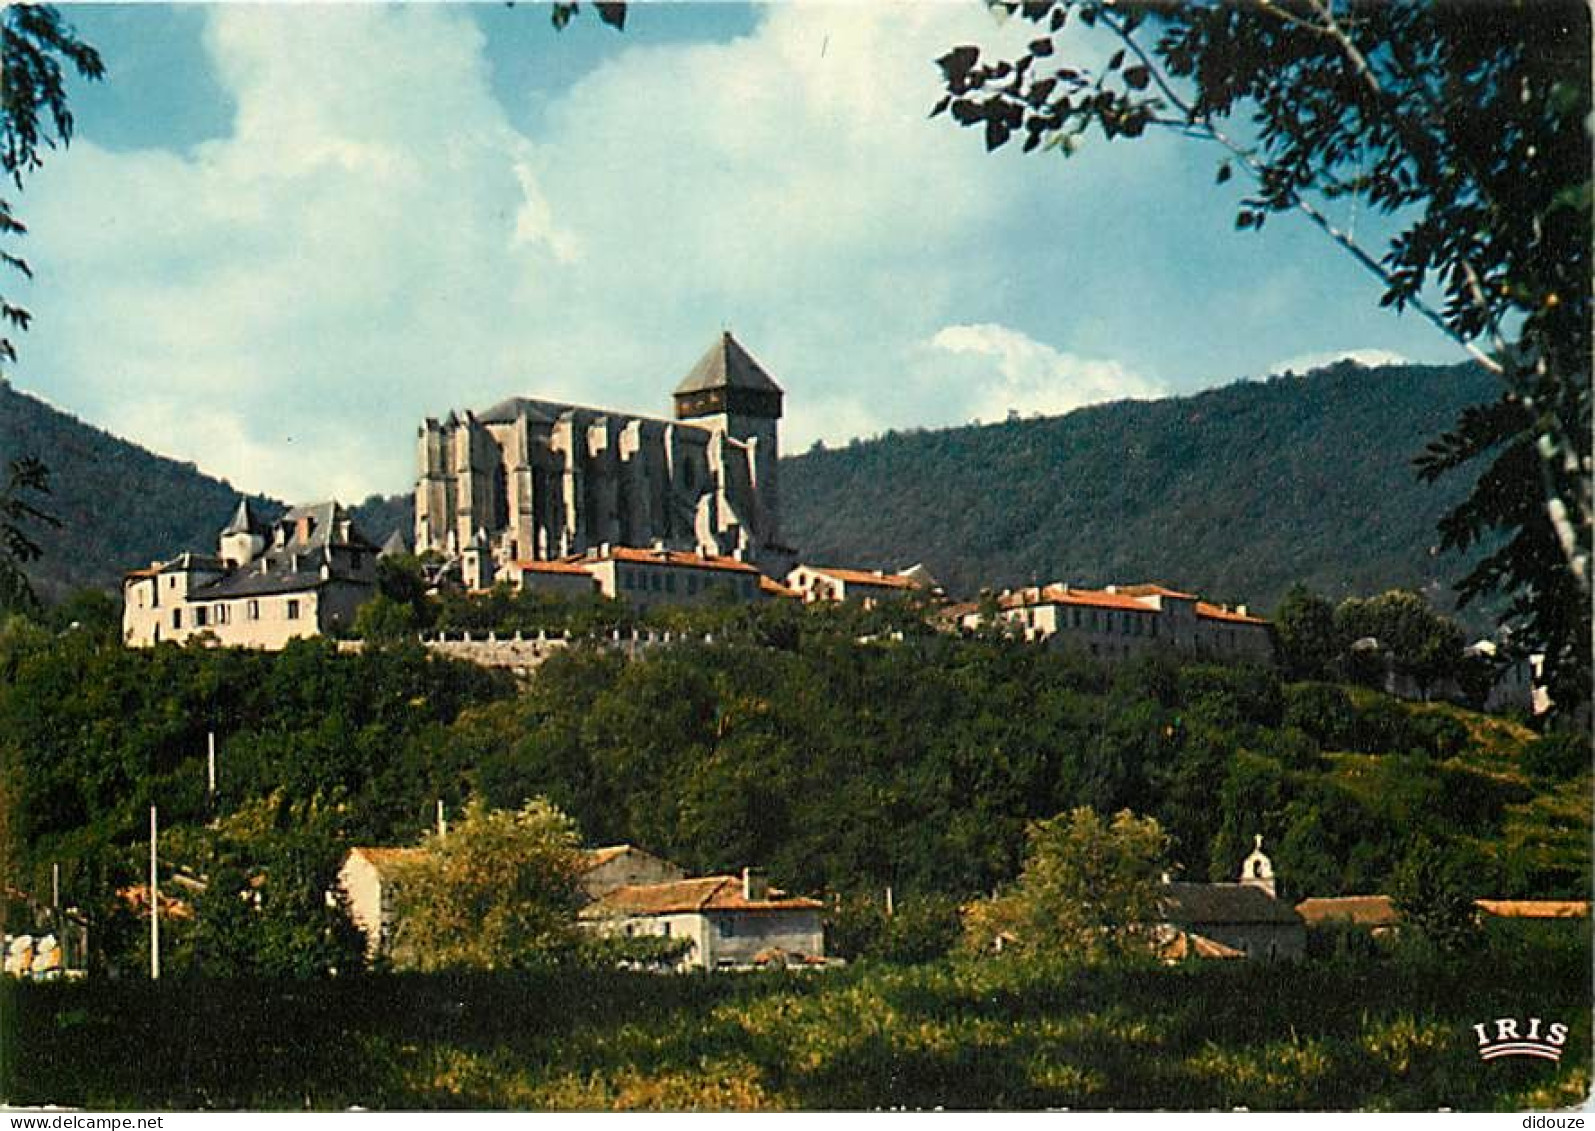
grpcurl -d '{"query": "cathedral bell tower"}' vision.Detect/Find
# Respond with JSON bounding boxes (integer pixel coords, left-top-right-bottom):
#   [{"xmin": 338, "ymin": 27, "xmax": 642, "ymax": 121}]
[{"xmin": 673, "ymin": 331, "xmax": 784, "ymax": 550}]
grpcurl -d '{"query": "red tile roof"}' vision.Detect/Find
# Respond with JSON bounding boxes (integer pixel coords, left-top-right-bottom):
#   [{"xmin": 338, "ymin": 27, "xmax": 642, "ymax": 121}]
[
  {"xmin": 1158, "ymin": 929, "xmax": 1246, "ymax": 960},
  {"xmin": 1475, "ymin": 899, "xmax": 1590, "ymax": 919},
  {"xmin": 581, "ymin": 875, "xmax": 823, "ymax": 917},
  {"xmin": 800, "ymin": 565, "xmax": 921, "ymax": 589},
  {"xmin": 1294, "ymin": 895, "xmax": 1400, "ymax": 927},
  {"xmin": 1001, "ymin": 586, "xmax": 1157, "ymax": 613},
  {"xmin": 1195, "ymin": 602, "xmax": 1269, "ymax": 625},
  {"xmin": 507, "ymin": 560, "xmax": 594, "ymax": 576},
  {"xmin": 759, "ymin": 575, "xmax": 801, "ymax": 598},
  {"xmin": 347, "ymin": 847, "xmax": 425, "ymax": 875},
  {"xmin": 1117, "ymin": 583, "xmax": 1198, "ymax": 600},
  {"xmin": 583, "ymin": 547, "xmax": 759, "ymax": 574}
]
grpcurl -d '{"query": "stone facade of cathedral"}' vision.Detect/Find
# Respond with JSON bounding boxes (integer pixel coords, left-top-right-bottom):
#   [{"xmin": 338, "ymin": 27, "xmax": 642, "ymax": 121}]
[{"xmin": 414, "ymin": 333, "xmax": 793, "ymax": 577}]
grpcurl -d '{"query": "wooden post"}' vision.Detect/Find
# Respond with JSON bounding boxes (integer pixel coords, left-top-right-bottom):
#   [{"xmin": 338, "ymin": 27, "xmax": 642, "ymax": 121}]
[
  {"xmin": 207, "ymin": 731, "xmax": 217, "ymax": 802},
  {"xmin": 149, "ymin": 805, "xmax": 160, "ymax": 981},
  {"xmin": 437, "ymin": 800, "xmax": 447, "ymax": 840}
]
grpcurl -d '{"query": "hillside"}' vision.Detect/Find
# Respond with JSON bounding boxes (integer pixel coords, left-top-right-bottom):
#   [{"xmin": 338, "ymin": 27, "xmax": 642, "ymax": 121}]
[
  {"xmin": 0, "ymin": 381, "xmax": 282, "ymax": 604},
  {"xmin": 4, "ymin": 360, "xmax": 1499, "ymax": 613},
  {"xmin": 782, "ymin": 360, "xmax": 1498, "ymax": 610},
  {"xmin": 0, "ymin": 381, "xmax": 403, "ymax": 602}
]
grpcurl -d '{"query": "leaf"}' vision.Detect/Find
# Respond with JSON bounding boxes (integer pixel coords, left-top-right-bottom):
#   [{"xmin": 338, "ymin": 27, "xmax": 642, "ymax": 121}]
[
  {"xmin": 930, "ymin": 95, "xmax": 952, "ymax": 119},
  {"xmin": 985, "ymin": 118, "xmax": 1012, "ymax": 151},
  {"xmin": 1123, "ymin": 65, "xmax": 1150, "ymax": 90},
  {"xmin": 595, "ymin": 3, "xmax": 627, "ymax": 30},
  {"xmin": 1108, "ymin": 48, "xmax": 1125, "ymax": 70},
  {"xmin": 1029, "ymin": 37, "xmax": 1054, "ymax": 58},
  {"xmin": 1215, "ymin": 161, "xmax": 1232, "ymax": 185},
  {"xmin": 938, "ymin": 45, "xmax": 981, "ymax": 82}
]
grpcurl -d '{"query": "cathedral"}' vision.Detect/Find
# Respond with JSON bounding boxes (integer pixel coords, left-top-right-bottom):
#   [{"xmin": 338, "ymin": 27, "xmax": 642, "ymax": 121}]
[{"xmin": 414, "ymin": 332, "xmax": 794, "ymax": 577}]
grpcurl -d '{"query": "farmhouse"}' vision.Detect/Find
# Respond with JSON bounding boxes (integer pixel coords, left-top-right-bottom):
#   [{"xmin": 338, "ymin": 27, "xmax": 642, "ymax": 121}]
[
  {"xmin": 785, "ymin": 563, "xmax": 931, "ymax": 607},
  {"xmin": 580, "ymin": 868, "xmax": 826, "ymax": 970}
]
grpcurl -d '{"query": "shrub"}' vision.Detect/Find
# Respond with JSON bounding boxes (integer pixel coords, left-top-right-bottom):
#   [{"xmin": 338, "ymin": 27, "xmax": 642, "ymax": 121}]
[
  {"xmin": 1282, "ymin": 682, "xmax": 1354, "ymax": 748},
  {"xmin": 1521, "ymin": 732, "xmax": 1591, "ymax": 782}
]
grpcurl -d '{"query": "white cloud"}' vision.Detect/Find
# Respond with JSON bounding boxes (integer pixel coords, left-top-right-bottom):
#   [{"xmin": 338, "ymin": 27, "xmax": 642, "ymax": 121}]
[
  {"xmin": 927, "ymin": 322, "xmax": 1166, "ymax": 423},
  {"xmin": 1268, "ymin": 348, "xmax": 1411, "ymax": 375},
  {"xmin": 18, "ymin": 3, "xmax": 1180, "ymax": 501}
]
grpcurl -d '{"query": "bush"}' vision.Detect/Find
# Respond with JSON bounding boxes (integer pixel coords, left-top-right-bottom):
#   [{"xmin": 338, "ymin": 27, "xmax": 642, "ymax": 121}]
[
  {"xmin": 1407, "ymin": 712, "xmax": 1471, "ymax": 760},
  {"xmin": 1283, "ymin": 682, "xmax": 1355, "ymax": 748},
  {"xmin": 1349, "ymin": 696, "xmax": 1419, "ymax": 755},
  {"xmin": 1521, "ymin": 732, "xmax": 1591, "ymax": 782}
]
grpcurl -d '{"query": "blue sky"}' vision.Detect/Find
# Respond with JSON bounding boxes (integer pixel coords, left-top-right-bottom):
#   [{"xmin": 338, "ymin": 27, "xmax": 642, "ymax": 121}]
[{"xmin": 12, "ymin": 2, "xmax": 1468, "ymax": 503}]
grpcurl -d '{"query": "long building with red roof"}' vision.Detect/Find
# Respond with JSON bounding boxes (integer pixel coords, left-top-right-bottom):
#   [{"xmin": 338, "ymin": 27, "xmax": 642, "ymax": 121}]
[{"xmin": 962, "ymin": 580, "xmax": 1274, "ymax": 666}]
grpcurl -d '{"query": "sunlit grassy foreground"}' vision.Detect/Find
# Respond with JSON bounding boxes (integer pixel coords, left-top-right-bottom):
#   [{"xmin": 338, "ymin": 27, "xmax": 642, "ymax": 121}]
[{"xmin": 4, "ymin": 921, "xmax": 1587, "ymax": 1112}]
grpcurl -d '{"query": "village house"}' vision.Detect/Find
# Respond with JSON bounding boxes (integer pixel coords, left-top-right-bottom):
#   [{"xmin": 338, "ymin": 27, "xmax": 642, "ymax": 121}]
[
  {"xmin": 580, "ymin": 868, "xmax": 826, "ymax": 970},
  {"xmin": 338, "ymin": 843, "xmax": 694, "ymax": 962},
  {"xmin": 122, "ymin": 500, "xmax": 379, "ymax": 649},
  {"xmin": 962, "ymin": 581, "xmax": 1275, "ymax": 667},
  {"xmin": 785, "ymin": 563, "xmax": 934, "ymax": 607},
  {"xmin": 581, "ymin": 844, "xmax": 688, "ymax": 899}
]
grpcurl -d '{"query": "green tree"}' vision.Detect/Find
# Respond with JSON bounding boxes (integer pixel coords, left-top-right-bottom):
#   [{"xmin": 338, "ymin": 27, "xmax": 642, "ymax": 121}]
[
  {"xmin": 185, "ymin": 793, "xmax": 366, "ymax": 979},
  {"xmin": 0, "ymin": 456, "xmax": 56, "ymax": 613},
  {"xmin": 962, "ymin": 806, "xmax": 1169, "ymax": 962},
  {"xmin": 1391, "ymin": 835, "xmax": 1478, "ymax": 953},
  {"xmin": 1272, "ymin": 584, "xmax": 1340, "ymax": 681},
  {"xmin": 390, "ymin": 797, "xmax": 587, "ymax": 970},
  {"xmin": 2, "ymin": 6, "xmax": 101, "ymax": 610},
  {"xmin": 1334, "ymin": 590, "xmax": 1464, "ymax": 699},
  {"xmin": 934, "ymin": 0, "xmax": 1591, "ymax": 717}
]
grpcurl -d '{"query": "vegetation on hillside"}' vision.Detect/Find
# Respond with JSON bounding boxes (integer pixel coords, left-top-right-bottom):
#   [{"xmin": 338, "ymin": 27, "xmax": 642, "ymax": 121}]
[
  {"xmin": 783, "ymin": 362, "xmax": 1498, "ymax": 612},
  {"xmin": 3, "ymin": 595, "xmax": 1585, "ymax": 981}
]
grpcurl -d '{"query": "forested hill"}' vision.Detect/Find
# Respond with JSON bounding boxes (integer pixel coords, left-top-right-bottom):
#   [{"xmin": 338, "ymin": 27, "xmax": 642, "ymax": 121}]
[
  {"xmin": 781, "ymin": 360, "xmax": 1499, "ymax": 611},
  {"xmin": 0, "ymin": 380, "xmax": 281, "ymax": 604},
  {"xmin": 0, "ymin": 381, "xmax": 416, "ymax": 603}
]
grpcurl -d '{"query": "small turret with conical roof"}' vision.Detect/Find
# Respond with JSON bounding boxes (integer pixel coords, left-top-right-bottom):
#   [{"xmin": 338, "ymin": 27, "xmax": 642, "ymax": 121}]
[{"xmin": 219, "ymin": 498, "xmax": 271, "ymax": 567}]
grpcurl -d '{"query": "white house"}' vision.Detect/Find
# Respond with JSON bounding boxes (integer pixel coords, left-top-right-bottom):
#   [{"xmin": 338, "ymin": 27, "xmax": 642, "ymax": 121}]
[{"xmin": 580, "ymin": 868, "xmax": 825, "ymax": 970}]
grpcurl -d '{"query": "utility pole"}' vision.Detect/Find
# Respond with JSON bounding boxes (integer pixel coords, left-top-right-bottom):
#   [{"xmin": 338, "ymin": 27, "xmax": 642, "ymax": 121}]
[
  {"xmin": 149, "ymin": 805, "xmax": 160, "ymax": 981},
  {"xmin": 207, "ymin": 731, "xmax": 217, "ymax": 804},
  {"xmin": 436, "ymin": 799, "xmax": 447, "ymax": 840}
]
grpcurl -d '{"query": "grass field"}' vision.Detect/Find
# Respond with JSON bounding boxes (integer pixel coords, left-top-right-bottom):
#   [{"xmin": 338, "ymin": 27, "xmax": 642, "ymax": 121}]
[{"xmin": 2, "ymin": 921, "xmax": 1588, "ymax": 1111}]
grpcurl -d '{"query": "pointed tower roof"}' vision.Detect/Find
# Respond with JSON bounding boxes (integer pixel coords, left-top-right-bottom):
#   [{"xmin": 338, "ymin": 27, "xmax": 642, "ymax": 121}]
[
  {"xmin": 222, "ymin": 498, "xmax": 270, "ymax": 537},
  {"xmin": 674, "ymin": 332, "xmax": 783, "ymax": 396}
]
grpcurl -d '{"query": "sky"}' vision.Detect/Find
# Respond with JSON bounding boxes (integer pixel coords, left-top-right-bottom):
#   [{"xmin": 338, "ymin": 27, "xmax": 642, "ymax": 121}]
[{"xmin": 10, "ymin": 2, "xmax": 1468, "ymax": 504}]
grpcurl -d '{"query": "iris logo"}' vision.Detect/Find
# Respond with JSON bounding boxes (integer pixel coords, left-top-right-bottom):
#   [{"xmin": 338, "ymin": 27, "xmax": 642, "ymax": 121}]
[{"xmin": 1472, "ymin": 1017, "xmax": 1569, "ymax": 1062}]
